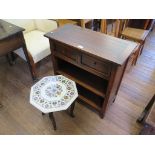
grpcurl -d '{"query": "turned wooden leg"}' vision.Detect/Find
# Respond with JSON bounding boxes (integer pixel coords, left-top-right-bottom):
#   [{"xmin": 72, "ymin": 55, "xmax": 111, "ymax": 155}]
[
  {"xmin": 49, "ymin": 112, "xmax": 57, "ymax": 130},
  {"xmin": 31, "ymin": 63, "xmax": 38, "ymax": 82},
  {"xmin": 70, "ymin": 101, "xmax": 76, "ymax": 117}
]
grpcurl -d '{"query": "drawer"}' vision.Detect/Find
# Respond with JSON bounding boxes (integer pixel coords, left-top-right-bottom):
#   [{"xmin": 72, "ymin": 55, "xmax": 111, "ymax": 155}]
[
  {"xmin": 81, "ymin": 54, "xmax": 111, "ymax": 77},
  {"xmin": 54, "ymin": 43, "xmax": 78, "ymax": 62}
]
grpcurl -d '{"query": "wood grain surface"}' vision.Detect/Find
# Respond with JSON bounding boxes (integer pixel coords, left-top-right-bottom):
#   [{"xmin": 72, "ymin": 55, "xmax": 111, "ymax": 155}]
[{"xmin": 0, "ymin": 27, "xmax": 155, "ymax": 135}]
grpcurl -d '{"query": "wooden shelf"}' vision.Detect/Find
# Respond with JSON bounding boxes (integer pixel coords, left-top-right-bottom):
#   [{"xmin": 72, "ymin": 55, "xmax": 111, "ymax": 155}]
[
  {"xmin": 77, "ymin": 84, "xmax": 103, "ymax": 112},
  {"xmin": 45, "ymin": 24, "xmax": 133, "ymax": 118},
  {"xmin": 78, "ymin": 95, "xmax": 101, "ymax": 111},
  {"xmin": 56, "ymin": 59, "xmax": 108, "ymax": 98}
]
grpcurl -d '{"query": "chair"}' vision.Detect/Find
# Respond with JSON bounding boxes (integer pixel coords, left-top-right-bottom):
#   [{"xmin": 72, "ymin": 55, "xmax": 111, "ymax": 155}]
[
  {"xmin": 80, "ymin": 19, "xmax": 93, "ymax": 28},
  {"xmin": 121, "ymin": 20, "xmax": 149, "ymax": 64},
  {"xmin": 4, "ymin": 19, "xmax": 58, "ymax": 79},
  {"xmin": 56, "ymin": 19, "xmax": 93, "ymax": 29},
  {"xmin": 100, "ymin": 19, "xmax": 121, "ymax": 37},
  {"xmin": 56, "ymin": 19, "xmax": 77, "ymax": 27},
  {"xmin": 127, "ymin": 19, "xmax": 154, "ymax": 30}
]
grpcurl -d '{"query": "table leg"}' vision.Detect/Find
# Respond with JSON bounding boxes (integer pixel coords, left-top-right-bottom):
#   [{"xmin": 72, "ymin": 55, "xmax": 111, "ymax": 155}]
[
  {"xmin": 22, "ymin": 41, "xmax": 36, "ymax": 81},
  {"xmin": 70, "ymin": 101, "xmax": 76, "ymax": 117},
  {"xmin": 49, "ymin": 112, "xmax": 57, "ymax": 130},
  {"xmin": 137, "ymin": 94, "xmax": 155, "ymax": 123}
]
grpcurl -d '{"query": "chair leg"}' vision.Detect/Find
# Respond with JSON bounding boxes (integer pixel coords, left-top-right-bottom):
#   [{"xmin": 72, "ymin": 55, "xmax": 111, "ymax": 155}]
[
  {"xmin": 132, "ymin": 52, "xmax": 138, "ymax": 66},
  {"xmin": 31, "ymin": 63, "xmax": 38, "ymax": 82},
  {"xmin": 139, "ymin": 42, "xmax": 145, "ymax": 55},
  {"xmin": 22, "ymin": 45, "xmax": 37, "ymax": 81},
  {"xmin": 70, "ymin": 101, "xmax": 76, "ymax": 117},
  {"xmin": 134, "ymin": 52, "xmax": 140, "ymax": 65},
  {"xmin": 11, "ymin": 52, "xmax": 17, "ymax": 63},
  {"xmin": 49, "ymin": 112, "xmax": 57, "ymax": 130},
  {"xmin": 6, "ymin": 53, "xmax": 13, "ymax": 66},
  {"xmin": 132, "ymin": 45, "xmax": 142, "ymax": 66}
]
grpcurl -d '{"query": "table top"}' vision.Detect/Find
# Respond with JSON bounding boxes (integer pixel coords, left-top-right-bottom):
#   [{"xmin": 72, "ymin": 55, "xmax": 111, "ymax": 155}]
[
  {"xmin": 146, "ymin": 100, "xmax": 155, "ymax": 127},
  {"xmin": 121, "ymin": 27, "xmax": 149, "ymax": 42},
  {"xmin": 45, "ymin": 24, "xmax": 138, "ymax": 65},
  {"xmin": 30, "ymin": 75, "xmax": 78, "ymax": 113},
  {"xmin": 0, "ymin": 19, "xmax": 24, "ymax": 41}
]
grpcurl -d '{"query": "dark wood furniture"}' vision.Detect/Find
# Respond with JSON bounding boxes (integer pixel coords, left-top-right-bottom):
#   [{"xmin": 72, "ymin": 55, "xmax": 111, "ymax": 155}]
[
  {"xmin": 0, "ymin": 19, "xmax": 35, "ymax": 80},
  {"xmin": 42, "ymin": 102, "xmax": 76, "ymax": 130},
  {"xmin": 138, "ymin": 94, "xmax": 155, "ymax": 134},
  {"xmin": 45, "ymin": 24, "xmax": 137, "ymax": 118}
]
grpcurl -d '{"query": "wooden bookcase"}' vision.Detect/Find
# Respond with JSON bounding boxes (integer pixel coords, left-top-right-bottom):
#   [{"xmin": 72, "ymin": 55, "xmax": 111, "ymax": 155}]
[{"xmin": 45, "ymin": 24, "xmax": 137, "ymax": 118}]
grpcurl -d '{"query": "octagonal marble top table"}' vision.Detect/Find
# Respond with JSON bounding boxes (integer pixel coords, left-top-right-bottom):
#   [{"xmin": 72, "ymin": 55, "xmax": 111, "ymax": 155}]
[{"xmin": 30, "ymin": 75, "xmax": 78, "ymax": 130}]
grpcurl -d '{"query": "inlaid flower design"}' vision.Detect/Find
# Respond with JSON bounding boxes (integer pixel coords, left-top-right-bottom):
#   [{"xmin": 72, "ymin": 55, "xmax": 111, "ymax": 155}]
[{"xmin": 30, "ymin": 75, "xmax": 78, "ymax": 113}]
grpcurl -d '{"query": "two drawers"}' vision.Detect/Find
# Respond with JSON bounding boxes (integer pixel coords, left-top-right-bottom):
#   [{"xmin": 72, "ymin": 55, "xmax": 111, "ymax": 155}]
[{"xmin": 53, "ymin": 43, "xmax": 112, "ymax": 79}]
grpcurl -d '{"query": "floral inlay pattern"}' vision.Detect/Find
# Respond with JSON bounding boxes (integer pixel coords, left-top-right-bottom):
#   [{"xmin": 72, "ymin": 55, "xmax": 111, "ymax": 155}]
[{"xmin": 30, "ymin": 75, "xmax": 78, "ymax": 113}]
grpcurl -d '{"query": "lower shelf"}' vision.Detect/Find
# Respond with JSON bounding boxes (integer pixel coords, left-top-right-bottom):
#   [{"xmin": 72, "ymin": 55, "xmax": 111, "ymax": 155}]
[{"xmin": 77, "ymin": 85, "xmax": 103, "ymax": 112}]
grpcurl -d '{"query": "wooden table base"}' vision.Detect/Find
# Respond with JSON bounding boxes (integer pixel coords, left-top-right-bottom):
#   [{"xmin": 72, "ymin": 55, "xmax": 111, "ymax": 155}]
[
  {"xmin": 42, "ymin": 101, "xmax": 76, "ymax": 130},
  {"xmin": 70, "ymin": 101, "xmax": 75, "ymax": 117},
  {"xmin": 49, "ymin": 112, "xmax": 57, "ymax": 130}
]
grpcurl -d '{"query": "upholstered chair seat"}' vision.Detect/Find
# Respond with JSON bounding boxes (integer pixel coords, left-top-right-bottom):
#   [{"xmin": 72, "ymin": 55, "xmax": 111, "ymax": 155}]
[{"xmin": 4, "ymin": 19, "xmax": 58, "ymax": 79}]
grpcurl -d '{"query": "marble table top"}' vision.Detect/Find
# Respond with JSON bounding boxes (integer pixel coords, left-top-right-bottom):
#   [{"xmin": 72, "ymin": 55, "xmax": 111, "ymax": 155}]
[{"xmin": 30, "ymin": 75, "xmax": 78, "ymax": 113}]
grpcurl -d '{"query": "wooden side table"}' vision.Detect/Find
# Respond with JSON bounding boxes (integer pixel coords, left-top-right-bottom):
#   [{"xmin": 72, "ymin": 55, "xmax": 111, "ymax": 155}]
[
  {"xmin": 30, "ymin": 75, "xmax": 78, "ymax": 130},
  {"xmin": 0, "ymin": 19, "xmax": 35, "ymax": 80}
]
